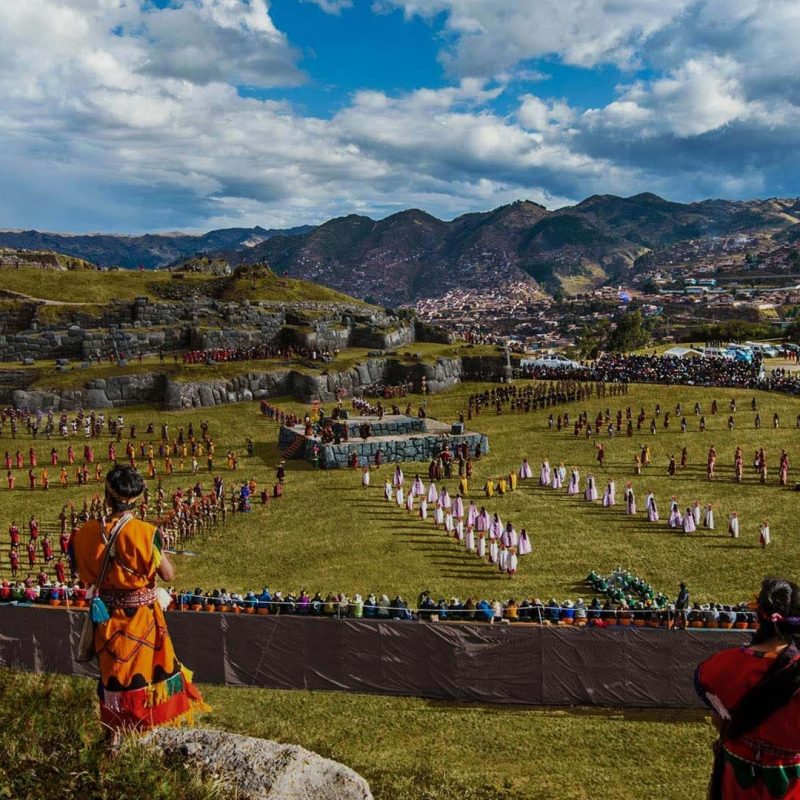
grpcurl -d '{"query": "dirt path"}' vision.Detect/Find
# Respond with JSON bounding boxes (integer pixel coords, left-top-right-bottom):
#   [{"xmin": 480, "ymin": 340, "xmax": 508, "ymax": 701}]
[{"xmin": 0, "ymin": 288, "xmax": 94, "ymax": 306}]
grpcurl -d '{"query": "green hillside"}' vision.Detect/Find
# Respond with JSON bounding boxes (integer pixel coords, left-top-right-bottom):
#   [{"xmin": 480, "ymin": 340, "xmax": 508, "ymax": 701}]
[{"xmin": 0, "ymin": 264, "xmax": 367, "ymax": 306}]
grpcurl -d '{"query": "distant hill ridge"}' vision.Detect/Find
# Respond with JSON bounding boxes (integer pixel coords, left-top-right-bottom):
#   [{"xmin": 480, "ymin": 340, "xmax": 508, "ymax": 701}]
[
  {"xmin": 0, "ymin": 225, "xmax": 314, "ymax": 270},
  {"xmin": 211, "ymin": 193, "xmax": 800, "ymax": 303},
  {"xmin": 2, "ymin": 193, "xmax": 800, "ymax": 303}
]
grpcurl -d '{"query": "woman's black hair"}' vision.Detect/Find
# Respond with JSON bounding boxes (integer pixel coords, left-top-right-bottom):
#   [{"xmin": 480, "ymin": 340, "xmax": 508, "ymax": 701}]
[
  {"xmin": 105, "ymin": 465, "xmax": 145, "ymax": 511},
  {"xmin": 726, "ymin": 577, "xmax": 800, "ymax": 740},
  {"xmin": 751, "ymin": 577, "xmax": 800, "ymax": 645}
]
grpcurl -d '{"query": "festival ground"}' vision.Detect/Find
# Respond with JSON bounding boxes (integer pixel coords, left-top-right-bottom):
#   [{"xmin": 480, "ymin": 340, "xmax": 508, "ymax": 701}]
[
  {"xmin": 2, "ymin": 380, "xmax": 799, "ymax": 602},
  {"xmin": 5, "ymin": 379, "xmax": 800, "ymax": 799}
]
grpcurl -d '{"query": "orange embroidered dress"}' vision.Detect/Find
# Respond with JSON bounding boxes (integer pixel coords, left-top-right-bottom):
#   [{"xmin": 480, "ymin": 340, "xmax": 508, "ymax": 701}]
[{"xmin": 72, "ymin": 515, "xmax": 208, "ymax": 730}]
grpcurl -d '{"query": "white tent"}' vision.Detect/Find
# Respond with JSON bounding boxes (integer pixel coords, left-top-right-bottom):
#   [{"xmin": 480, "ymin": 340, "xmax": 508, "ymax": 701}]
[{"xmin": 662, "ymin": 346, "xmax": 703, "ymax": 359}]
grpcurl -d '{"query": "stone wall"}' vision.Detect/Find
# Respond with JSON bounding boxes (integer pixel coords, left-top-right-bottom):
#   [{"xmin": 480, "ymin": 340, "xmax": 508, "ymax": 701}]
[
  {"xmin": 277, "ymin": 421, "xmax": 490, "ymax": 468},
  {"xmin": 0, "ymin": 329, "xmax": 85, "ymax": 362},
  {"xmin": 349, "ymin": 323, "xmax": 415, "ymax": 350},
  {"xmin": 0, "ymin": 300, "xmax": 37, "ymax": 334},
  {"xmin": 0, "ymin": 295, "xmax": 438, "ymax": 364},
  {"xmin": 5, "ymin": 355, "xmax": 509, "ymax": 411},
  {"xmin": 342, "ymin": 417, "xmax": 426, "ymax": 437}
]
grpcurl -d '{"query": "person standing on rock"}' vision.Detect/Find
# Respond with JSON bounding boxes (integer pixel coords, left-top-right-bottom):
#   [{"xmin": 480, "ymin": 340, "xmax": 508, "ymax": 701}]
[{"xmin": 70, "ymin": 465, "xmax": 208, "ymax": 743}]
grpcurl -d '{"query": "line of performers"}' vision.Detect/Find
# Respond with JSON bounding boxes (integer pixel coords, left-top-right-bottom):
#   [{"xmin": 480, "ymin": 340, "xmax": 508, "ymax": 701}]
[
  {"xmin": 365, "ymin": 465, "xmax": 531, "ymax": 576},
  {"xmin": 521, "ymin": 457, "xmax": 772, "ymax": 547}
]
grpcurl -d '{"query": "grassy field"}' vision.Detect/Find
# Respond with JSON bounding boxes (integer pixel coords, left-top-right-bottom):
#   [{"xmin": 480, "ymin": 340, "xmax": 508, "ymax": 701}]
[
  {"xmin": 0, "ymin": 668, "xmax": 715, "ymax": 800},
  {"xmin": 2, "ymin": 380, "xmax": 799, "ymax": 603},
  {"xmin": 0, "ymin": 266, "xmax": 362, "ymax": 305},
  {"xmin": 5, "ymin": 378, "xmax": 790, "ymax": 799},
  {"xmin": 27, "ymin": 356, "xmax": 316, "ymax": 390}
]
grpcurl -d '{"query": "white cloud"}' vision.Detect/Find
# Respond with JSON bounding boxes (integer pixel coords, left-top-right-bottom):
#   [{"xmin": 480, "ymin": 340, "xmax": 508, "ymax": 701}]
[
  {"xmin": 136, "ymin": 0, "xmax": 304, "ymax": 86},
  {"xmin": 300, "ymin": 0, "xmax": 353, "ymax": 14},
  {"xmin": 1, "ymin": 0, "xmax": 800, "ymax": 234},
  {"xmin": 587, "ymin": 56, "xmax": 746, "ymax": 138},
  {"xmin": 517, "ymin": 95, "xmax": 575, "ymax": 132},
  {"xmin": 380, "ymin": 0, "xmax": 693, "ymax": 76}
]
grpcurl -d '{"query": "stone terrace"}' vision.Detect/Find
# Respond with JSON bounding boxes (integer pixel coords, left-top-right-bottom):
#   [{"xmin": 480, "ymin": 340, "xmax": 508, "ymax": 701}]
[{"xmin": 277, "ymin": 414, "xmax": 489, "ymax": 469}]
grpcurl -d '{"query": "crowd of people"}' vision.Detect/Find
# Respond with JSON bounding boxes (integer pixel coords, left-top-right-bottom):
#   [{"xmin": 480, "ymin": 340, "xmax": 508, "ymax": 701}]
[
  {"xmin": 4, "ymin": 467, "xmax": 281, "ymax": 583},
  {"xmin": 0, "ymin": 409, "xmax": 288, "ymax": 585},
  {"xmin": 522, "ymin": 353, "xmax": 764, "ymax": 389},
  {"xmin": 465, "ymin": 381, "xmax": 625, "ymax": 419},
  {"xmin": 181, "ymin": 343, "xmax": 332, "ymax": 365},
  {"xmin": 0, "ymin": 577, "xmax": 759, "ymax": 630}
]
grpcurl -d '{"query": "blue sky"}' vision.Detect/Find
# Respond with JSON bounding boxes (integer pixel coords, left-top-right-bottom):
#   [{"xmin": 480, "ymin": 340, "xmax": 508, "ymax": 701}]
[{"xmin": 1, "ymin": 0, "xmax": 800, "ymax": 233}]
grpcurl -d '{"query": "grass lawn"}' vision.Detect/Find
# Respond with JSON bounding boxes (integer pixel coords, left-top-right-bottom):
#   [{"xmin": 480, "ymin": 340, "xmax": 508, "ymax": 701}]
[
  {"xmin": 0, "ymin": 266, "xmax": 363, "ymax": 305},
  {"xmin": 2, "ymin": 380, "xmax": 799, "ymax": 603},
  {"xmin": 0, "ymin": 668, "xmax": 716, "ymax": 800},
  {"xmin": 27, "ymin": 355, "xmax": 316, "ymax": 390},
  {"xmin": 5, "ymin": 378, "xmax": 788, "ymax": 800}
]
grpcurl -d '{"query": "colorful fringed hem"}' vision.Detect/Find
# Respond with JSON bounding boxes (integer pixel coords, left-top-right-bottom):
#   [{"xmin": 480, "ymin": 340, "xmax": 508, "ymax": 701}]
[
  {"xmin": 723, "ymin": 748, "xmax": 800, "ymax": 799},
  {"xmin": 99, "ymin": 666, "xmax": 211, "ymax": 731}
]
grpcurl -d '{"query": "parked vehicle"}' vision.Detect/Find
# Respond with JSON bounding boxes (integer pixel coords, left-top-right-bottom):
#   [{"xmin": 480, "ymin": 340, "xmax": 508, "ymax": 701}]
[
  {"xmin": 701, "ymin": 347, "xmax": 734, "ymax": 359},
  {"xmin": 521, "ymin": 354, "xmax": 583, "ymax": 370},
  {"xmin": 745, "ymin": 342, "xmax": 780, "ymax": 357}
]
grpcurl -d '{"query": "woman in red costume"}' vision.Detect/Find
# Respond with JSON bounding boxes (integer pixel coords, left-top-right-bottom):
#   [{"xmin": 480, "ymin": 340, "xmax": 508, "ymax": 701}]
[{"xmin": 696, "ymin": 577, "xmax": 800, "ymax": 799}]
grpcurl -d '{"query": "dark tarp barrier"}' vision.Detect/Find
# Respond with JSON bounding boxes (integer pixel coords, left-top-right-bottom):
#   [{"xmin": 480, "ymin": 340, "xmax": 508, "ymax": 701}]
[{"xmin": 0, "ymin": 607, "xmax": 749, "ymax": 708}]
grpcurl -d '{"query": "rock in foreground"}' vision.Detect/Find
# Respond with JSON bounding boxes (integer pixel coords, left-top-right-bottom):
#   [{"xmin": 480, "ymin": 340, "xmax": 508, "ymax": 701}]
[{"xmin": 142, "ymin": 728, "xmax": 373, "ymax": 800}]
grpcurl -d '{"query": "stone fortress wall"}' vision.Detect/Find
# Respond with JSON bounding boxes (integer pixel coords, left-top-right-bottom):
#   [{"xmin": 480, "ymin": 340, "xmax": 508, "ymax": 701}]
[
  {"xmin": 277, "ymin": 415, "xmax": 489, "ymax": 469},
  {"xmin": 0, "ymin": 292, "xmax": 514, "ymax": 410},
  {"xmin": 0, "ymin": 296, "xmax": 417, "ymax": 363},
  {"xmin": 6, "ymin": 355, "xmax": 510, "ymax": 411}
]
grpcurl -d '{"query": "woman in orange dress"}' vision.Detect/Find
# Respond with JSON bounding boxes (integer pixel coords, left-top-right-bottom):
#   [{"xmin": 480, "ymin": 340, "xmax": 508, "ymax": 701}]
[
  {"xmin": 696, "ymin": 578, "xmax": 800, "ymax": 799},
  {"xmin": 71, "ymin": 465, "xmax": 208, "ymax": 737}
]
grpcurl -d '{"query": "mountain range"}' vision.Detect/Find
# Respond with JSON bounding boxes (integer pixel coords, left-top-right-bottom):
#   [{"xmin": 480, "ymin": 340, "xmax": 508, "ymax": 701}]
[
  {"xmin": 0, "ymin": 225, "xmax": 313, "ymax": 269},
  {"xmin": 3, "ymin": 194, "xmax": 800, "ymax": 304},
  {"xmin": 204, "ymin": 193, "xmax": 800, "ymax": 303}
]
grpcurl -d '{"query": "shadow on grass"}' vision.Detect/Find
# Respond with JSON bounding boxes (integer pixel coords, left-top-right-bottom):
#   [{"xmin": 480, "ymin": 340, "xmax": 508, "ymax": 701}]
[
  {"xmin": 419, "ymin": 698, "xmax": 709, "ymax": 724},
  {"xmin": 430, "ymin": 555, "xmax": 491, "ymax": 566},
  {"xmin": 707, "ymin": 543, "xmax": 762, "ymax": 549},
  {"xmin": 441, "ymin": 571, "xmax": 508, "ymax": 581}
]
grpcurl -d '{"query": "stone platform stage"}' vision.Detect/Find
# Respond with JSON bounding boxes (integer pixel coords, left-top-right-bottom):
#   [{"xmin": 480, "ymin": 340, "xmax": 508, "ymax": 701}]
[{"xmin": 278, "ymin": 414, "xmax": 489, "ymax": 469}]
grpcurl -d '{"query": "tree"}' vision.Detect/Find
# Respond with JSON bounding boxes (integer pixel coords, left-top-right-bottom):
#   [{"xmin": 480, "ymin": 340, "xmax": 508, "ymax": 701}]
[
  {"xmin": 606, "ymin": 310, "xmax": 651, "ymax": 352},
  {"xmin": 641, "ymin": 278, "xmax": 660, "ymax": 294}
]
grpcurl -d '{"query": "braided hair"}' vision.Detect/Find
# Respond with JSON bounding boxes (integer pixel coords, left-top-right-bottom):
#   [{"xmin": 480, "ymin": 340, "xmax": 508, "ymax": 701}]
[{"xmin": 727, "ymin": 577, "xmax": 800, "ymax": 739}]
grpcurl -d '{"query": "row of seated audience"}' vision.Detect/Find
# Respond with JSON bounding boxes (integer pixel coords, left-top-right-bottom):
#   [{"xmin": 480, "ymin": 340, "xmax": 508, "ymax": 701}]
[{"xmin": 0, "ymin": 580, "xmax": 759, "ymax": 629}]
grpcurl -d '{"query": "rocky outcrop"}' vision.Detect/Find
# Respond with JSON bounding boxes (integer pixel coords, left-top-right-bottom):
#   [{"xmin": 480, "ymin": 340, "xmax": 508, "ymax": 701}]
[
  {"xmin": 349, "ymin": 323, "xmax": 415, "ymax": 350},
  {"xmin": 0, "ymin": 295, "xmax": 437, "ymax": 365},
  {"xmin": 5, "ymin": 354, "xmax": 509, "ymax": 411},
  {"xmin": 141, "ymin": 728, "xmax": 373, "ymax": 800}
]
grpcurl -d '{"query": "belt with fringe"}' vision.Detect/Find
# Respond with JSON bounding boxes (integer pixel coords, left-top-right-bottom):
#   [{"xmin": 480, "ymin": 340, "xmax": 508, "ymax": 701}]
[{"xmin": 99, "ymin": 586, "xmax": 158, "ymax": 609}]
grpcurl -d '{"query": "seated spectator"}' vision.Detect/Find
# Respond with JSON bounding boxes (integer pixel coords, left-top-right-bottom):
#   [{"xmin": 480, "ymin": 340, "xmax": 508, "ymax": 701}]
[
  {"xmin": 376, "ymin": 594, "xmax": 390, "ymax": 618},
  {"xmin": 491, "ymin": 599, "xmax": 504, "ymax": 623},
  {"xmin": 504, "ymin": 598, "xmax": 519, "ymax": 621},
  {"xmin": 617, "ymin": 602, "xmax": 632, "ymax": 626},
  {"xmin": 351, "ymin": 593, "xmax": 364, "ymax": 619},
  {"xmin": 476, "ymin": 598, "xmax": 493, "ymax": 622},
  {"xmin": 462, "ymin": 596, "xmax": 476, "ymax": 621},
  {"xmin": 363, "ymin": 592, "xmax": 377, "ymax": 618}
]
